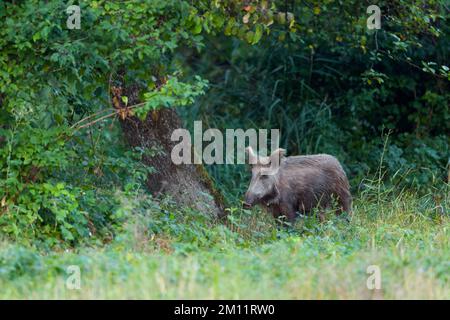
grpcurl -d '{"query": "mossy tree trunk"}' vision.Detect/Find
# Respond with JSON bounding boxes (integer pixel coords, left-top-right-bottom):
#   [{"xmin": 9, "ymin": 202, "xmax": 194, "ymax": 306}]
[{"xmin": 112, "ymin": 83, "xmax": 225, "ymax": 218}]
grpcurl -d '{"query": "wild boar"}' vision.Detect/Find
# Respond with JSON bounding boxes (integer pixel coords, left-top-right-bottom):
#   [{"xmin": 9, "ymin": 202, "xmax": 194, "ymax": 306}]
[{"xmin": 243, "ymin": 147, "xmax": 352, "ymax": 222}]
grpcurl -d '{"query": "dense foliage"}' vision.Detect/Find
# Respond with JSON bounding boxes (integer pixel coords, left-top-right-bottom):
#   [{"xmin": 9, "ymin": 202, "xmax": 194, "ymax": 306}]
[
  {"xmin": 0, "ymin": 0, "xmax": 275, "ymax": 244},
  {"xmin": 0, "ymin": 0, "xmax": 448, "ymax": 248}
]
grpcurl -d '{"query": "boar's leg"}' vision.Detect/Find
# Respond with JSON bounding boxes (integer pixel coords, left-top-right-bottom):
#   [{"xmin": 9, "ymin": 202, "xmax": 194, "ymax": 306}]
[
  {"xmin": 279, "ymin": 202, "xmax": 296, "ymax": 224},
  {"xmin": 267, "ymin": 204, "xmax": 281, "ymax": 219},
  {"xmin": 336, "ymin": 189, "xmax": 352, "ymax": 216},
  {"xmin": 268, "ymin": 205, "xmax": 290, "ymax": 228}
]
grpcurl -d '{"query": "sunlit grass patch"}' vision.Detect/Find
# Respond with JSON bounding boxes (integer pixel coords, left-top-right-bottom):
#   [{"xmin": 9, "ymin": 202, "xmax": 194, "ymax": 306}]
[{"xmin": 0, "ymin": 186, "xmax": 448, "ymax": 299}]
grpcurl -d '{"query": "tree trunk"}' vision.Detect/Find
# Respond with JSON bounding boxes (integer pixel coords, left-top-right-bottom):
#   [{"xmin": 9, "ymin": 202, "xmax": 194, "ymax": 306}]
[{"xmin": 112, "ymin": 83, "xmax": 225, "ymax": 218}]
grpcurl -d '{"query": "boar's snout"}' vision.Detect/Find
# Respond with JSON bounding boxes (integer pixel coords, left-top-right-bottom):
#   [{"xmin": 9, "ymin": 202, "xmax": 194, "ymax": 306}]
[{"xmin": 243, "ymin": 192, "xmax": 255, "ymax": 209}]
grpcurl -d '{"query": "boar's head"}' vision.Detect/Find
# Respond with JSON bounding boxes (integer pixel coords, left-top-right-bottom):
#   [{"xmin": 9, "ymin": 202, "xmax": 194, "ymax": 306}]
[{"xmin": 243, "ymin": 146, "xmax": 286, "ymax": 208}]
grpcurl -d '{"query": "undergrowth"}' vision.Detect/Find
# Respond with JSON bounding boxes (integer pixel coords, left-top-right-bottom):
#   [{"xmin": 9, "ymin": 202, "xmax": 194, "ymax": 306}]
[{"xmin": 0, "ymin": 179, "xmax": 448, "ymax": 299}]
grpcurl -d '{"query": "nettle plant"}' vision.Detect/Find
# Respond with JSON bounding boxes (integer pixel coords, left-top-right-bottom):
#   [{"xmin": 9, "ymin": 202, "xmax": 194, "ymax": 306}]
[{"xmin": 0, "ymin": 0, "xmax": 282, "ymax": 246}]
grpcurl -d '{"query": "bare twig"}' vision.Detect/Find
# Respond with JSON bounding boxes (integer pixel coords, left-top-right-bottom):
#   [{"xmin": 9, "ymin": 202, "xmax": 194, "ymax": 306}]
[
  {"xmin": 75, "ymin": 112, "xmax": 118, "ymax": 130},
  {"xmin": 70, "ymin": 108, "xmax": 115, "ymax": 129},
  {"xmin": 71, "ymin": 81, "xmax": 165, "ymax": 132}
]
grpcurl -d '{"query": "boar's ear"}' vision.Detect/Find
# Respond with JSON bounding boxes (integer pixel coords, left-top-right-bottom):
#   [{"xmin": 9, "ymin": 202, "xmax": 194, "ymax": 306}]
[
  {"xmin": 245, "ymin": 146, "xmax": 258, "ymax": 165},
  {"xmin": 270, "ymin": 148, "xmax": 286, "ymax": 164}
]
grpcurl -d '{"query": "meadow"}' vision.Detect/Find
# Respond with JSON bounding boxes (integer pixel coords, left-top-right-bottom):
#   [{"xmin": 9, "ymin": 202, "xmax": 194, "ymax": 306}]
[{"xmin": 1, "ymin": 182, "xmax": 448, "ymax": 299}]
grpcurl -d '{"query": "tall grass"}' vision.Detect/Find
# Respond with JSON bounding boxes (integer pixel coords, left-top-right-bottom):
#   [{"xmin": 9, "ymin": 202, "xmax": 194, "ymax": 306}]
[{"xmin": 0, "ymin": 178, "xmax": 448, "ymax": 299}]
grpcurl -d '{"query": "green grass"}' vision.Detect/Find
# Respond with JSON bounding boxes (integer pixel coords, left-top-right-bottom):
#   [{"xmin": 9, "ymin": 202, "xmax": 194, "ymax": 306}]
[{"xmin": 0, "ymin": 187, "xmax": 448, "ymax": 299}]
